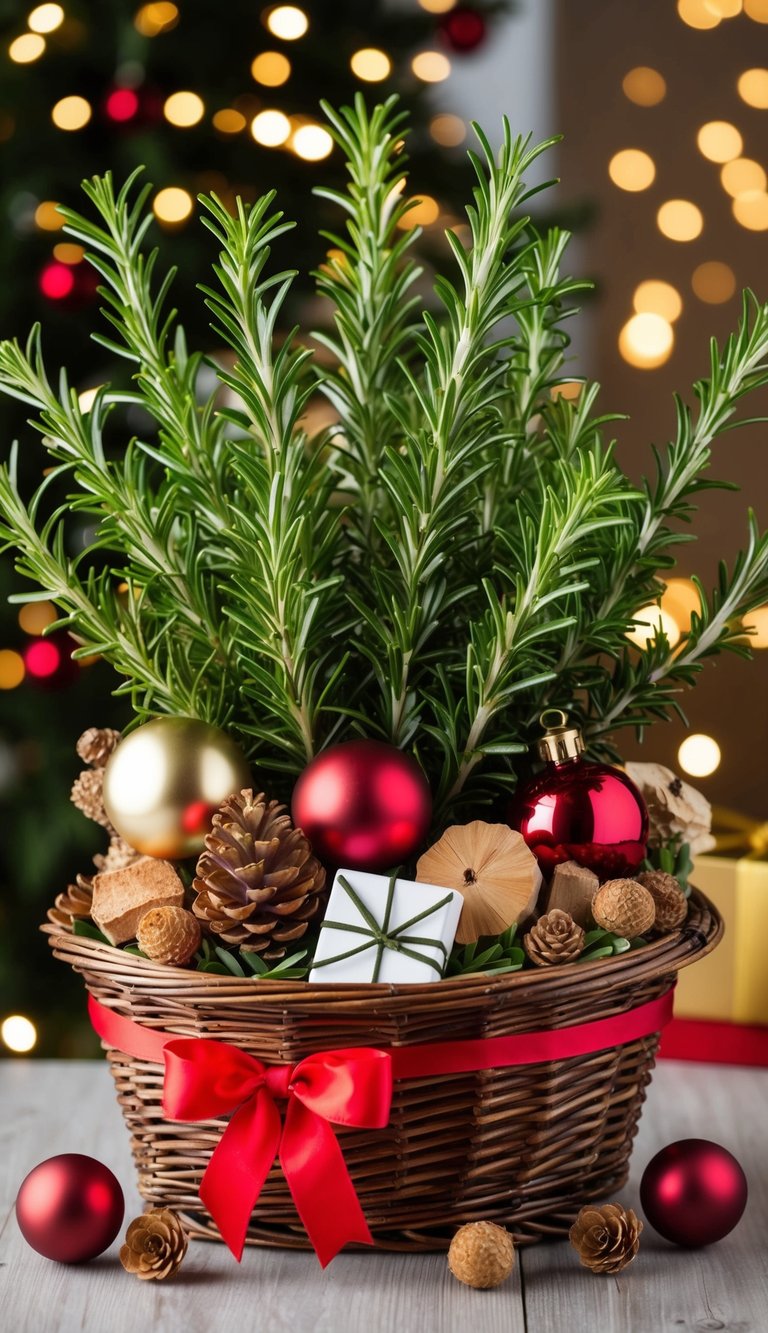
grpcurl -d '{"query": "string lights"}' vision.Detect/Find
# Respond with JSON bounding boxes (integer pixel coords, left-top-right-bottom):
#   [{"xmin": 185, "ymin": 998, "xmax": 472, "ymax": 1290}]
[
  {"xmin": 264, "ymin": 6, "xmax": 308, "ymax": 40},
  {"xmin": 678, "ymin": 734, "xmax": 722, "ymax": 777},
  {"xmin": 27, "ymin": 4, "xmax": 64, "ymax": 33},
  {"xmin": 1, "ymin": 1015, "xmax": 38, "ymax": 1053},
  {"xmin": 51, "ymin": 95, "xmax": 92, "ymax": 131}
]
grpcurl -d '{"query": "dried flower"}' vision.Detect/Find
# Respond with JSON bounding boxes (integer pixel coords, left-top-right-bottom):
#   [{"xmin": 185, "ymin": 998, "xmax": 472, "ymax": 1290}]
[
  {"xmin": 624, "ymin": 761, "xmax": 714, "ymax": 855},
  {"xmin": 120, "ymin": 1208, "xmax": 188, "ymax": 1280},
  {"xmin": 569, "ymin": 1203, "xmax": 642, "ymax": 1274},
  {"xmin": 523, "ymin": 909, "xmax": 585, "ymax": 966}
]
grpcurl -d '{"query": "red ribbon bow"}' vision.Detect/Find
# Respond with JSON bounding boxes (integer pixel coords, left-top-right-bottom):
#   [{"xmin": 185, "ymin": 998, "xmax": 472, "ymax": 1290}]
[{"xmin": 88, "ymin": 997, "xmax": 392, "ymax": 1267}]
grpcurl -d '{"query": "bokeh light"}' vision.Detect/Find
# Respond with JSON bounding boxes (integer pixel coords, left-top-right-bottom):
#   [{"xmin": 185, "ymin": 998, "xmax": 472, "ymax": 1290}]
[
  {"xmin": 678, "ymin": 733, "xmax": 721, "ymax": 777},
  {"xmin": 418, "ymin": 0, "xmax": 457, "ymax": 10},
  {"xmin": 106, "ymin": 88, "xmax": 140, "ymax": 122},
  {"xmin": 743, "ymin": 605, "xmax": 768, "ymax": 646},
  {"xmin": 265, "ymin": 5, "xmax": 308, "ymax": 40},
  {"xmin": 18, "ymin": 601, "xmax": 56, "ymax": 635},
  {"xmin": 77, "ymin": 386, "xmax": 101, "ymax": 412},
  {"xmin": 164, "ymin": 91, "xmax": 204, "ymax": 127},
  {"xmin": 608, "ymin": 148, "xmax": 656, "ymax": 191},
  {"xmin": 27, "ymin": 4, "xmax": 64, "ymax": 33},
  {"xmin": 678, "ymin": 0, "xmax": 722, "ymax": 26},
  {"xmin": 397, "ymin": 195, "xmax": 440, "ymax": 229},
  {"xmin": 412, "ymin": 51, "xmax": 452, "ymax": 82},
  {"xmin": 9, "ymin": 33, "xmax": 46, "ymax": 63},
  {"xmin": 745, "ymin": 0, "xmax": 768, "ymax": 19},
  {"xmin": 705, "ymin": 0, "xmax": 742, "ymax": 14},
  {"xmin": 626, "ymin": 604, "xmax": 682, "ymax": 648},
  {"xmin": 250, "ymin": 109, "xmax": 291, "ymax": 146},
  {"xmin": 732, "ymin": 190, "xmax": 768, "ymax": 228},
  {"xmin": 51, "ymin": 95, "xmax": 92, "ymax": 131},
  {"xmin": 619, "ymin": 312, "xmax": 674, "ymax": 369},
  {"xmin": 692, "ymin": 260, "xmax": 736, "ymax": 302},
  {"xmin": 0, "ymin": 651, "xmax": 25, "ymax": 690},
  {"xmin": 720, "ymin": 157, "xmax": 767, "ymax": 196},
  {"xmin": 1, "ymin": 1015, "xmax": 37, "ymax": 1053},
  {"xmin": 39, "ymin": 262, "xmax": 75, "ymax": 299},
  {"xmin": 152, "ymin": 186, "xmax": 194, "ymax": 224},
  {"xmin": 737, "ymin": 67, "xmax": 768, "ymax": 106},
  {"xmin": 53, "ymin": 242, "xmax": 84, "ymax": 264},
  {"xmin": 350, "ymin": 48, "xmax": 391, "ymax": 82},
  {"xmin": 657, "ymin": 199, "xmax": 703, "ymax": 241},
  {"xmin": 662, "ymin": 577, "xmax": 701, "ymax": 625},
  {"xmin": 251, "ymin": 51, "xmax": 291, "ymax": 86},
  {"xmin": 25, "ymin": 639, "xmax": 61, "ymax": 678},
  {"xmin": 213, "ymin": 108, "xmax": 246, "ymax": 134},
  {"xmin": 134, "ymin": 2, "xmax": 179, "ymax": 35},
  {"xmin": 697, "ymin": 120, "xmax": 743, "ymax": 162},
  {"xmin": 633, "ymin": 280, "xmax": 683, "ymax": 322},
  {"xmin": 429, "ymin": 113, "xmax": 466, "ymax": 146},
  {"xmin": 292, "ymin": 123, "xmax": 333, "ymax": 160},
  {"xmin": 34, "ymin": 200, "xmax": 64, "ymax": 231},
  {"xmin": 622, "ymin": 66, "xmax": 667, "ymax": 106}
]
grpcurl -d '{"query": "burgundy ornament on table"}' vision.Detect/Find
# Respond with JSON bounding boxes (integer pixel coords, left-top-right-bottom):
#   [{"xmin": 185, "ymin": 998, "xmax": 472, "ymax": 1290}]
[
  {"xmin": 291, "ymin": 739, "xmax": 432, "ymax": 870},
  {"xmin": 508, "ymin": 710, "xmax": 648, "ymax": 880},
  {"xmin": 640, "ymin": 1139, "xmax": 748, "ymax": 1247},
  {"xmin": 16, "ymin": 1154, "xmax": 124, "ymax": 1263}
]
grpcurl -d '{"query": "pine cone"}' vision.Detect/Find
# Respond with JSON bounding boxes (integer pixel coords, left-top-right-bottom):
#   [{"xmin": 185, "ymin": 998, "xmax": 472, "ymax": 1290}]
[
  {"xmin": 76, "ymin": 726, "xmax": 122, "ymax": 768},
  {"xmin": 524, "ymin": 909, "xmax": 585, "ymax": 966},
  {"xmin": 92, "ymin": 835, "xmax": 142, "ymax": 874},
  {"xmin": 569, "ymin": 1203, "xmax": 642, "ymax": 1274},
  {"xmin": 192, "ymin": 789, "xmax": 326, "ymax": 958},
  {"xmin": 592, "ymin": 879, "xmax": 655, "ymax": 938},
  {"xmin": 70, "ymin": 768, "xmax": 114, "ymax": 831},
  {"xmin": 636, "ymin": 870, "xmax": 688, "ymax": 931},
  {"xmin": 120, "ymin": 1209, "xmax": 188, "ymax": 1280},
  {"xmin": 47, "ymin": 873, "xmax": 93, "ymax": 931},
  {"xmin": 137, "ymin": 905, "xmax": 202, "ymax": 966}
]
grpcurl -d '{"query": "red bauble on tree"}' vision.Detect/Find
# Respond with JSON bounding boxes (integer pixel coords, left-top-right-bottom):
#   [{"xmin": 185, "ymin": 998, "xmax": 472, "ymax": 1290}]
[
  {"xmin": 440, "ymin": 6, "xmax": 487, "ymax": 53},
  {"xmin": 291, "ymin": 740, "xmax": 432, "ymax": 870},
  {"xmin": 508, "ymin": 711, "xmax": 648, "ymax": 880},
  {"xmin": 16, "ymin": 1154, "xmax": 124, "ymax": 1263},
  {"xmin": 640, "ymin": 1140, "xmax": 748, "ymax": 1247}
]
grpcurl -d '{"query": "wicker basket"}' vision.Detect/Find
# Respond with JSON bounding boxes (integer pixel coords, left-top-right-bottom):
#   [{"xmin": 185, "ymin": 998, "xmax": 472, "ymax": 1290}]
[{"xmin": 44, "ymin": 888, "xmax": 721, "ymax": 1253}]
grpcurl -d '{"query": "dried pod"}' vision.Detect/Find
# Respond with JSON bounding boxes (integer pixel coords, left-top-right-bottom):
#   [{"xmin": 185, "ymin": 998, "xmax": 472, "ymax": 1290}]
[
  {"xmin": 592, "ymin": 879, "xmax": 655, "ymax": 939},
  {"xmin": 137, "ymin": 905, "xmax": 202, "ymax": 966},
  {"xmin": 416, "ymin": 821, "xmax": 542, "ymax": 944},
  {"xmin": 76, "ymin": 727, "xmax": 122, "ymax": 768},
  {"xmin": 70, "ymin": 767, "xmax": 114, "ymax": 831},
  {"xmin": 448, "ymin": 1221, "xmax": 515, "ymax": 1289},
  {"xmin": 120, "ymin": 1208, "xmax": 188, "ymax": 1280},
  {"xmin": 569, "ymin": 1203, "xmax": 642, "ymax": 1274},
  {"xmin": 524, "ymin": 909, "xmax": 585, "ymax": 967},
  {"xmin": 47, "ymin": 874, "xmax": 94, "ymax": 931},
  {"xmin": 636, "ymin": 870, "xmax": 688, "ymax": 931}
]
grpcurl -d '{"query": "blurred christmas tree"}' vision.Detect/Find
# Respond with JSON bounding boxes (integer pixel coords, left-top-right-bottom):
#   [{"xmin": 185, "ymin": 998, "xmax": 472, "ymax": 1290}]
[{"xmin": 0, "ymin": 0, "xmax": 512, "ymax": 1053}]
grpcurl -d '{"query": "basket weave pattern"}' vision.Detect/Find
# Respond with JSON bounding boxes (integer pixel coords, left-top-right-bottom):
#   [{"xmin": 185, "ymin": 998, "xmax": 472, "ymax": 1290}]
[{"xmin": 45, "ymin": 889, "xmax": 721, "ymax": 1252}]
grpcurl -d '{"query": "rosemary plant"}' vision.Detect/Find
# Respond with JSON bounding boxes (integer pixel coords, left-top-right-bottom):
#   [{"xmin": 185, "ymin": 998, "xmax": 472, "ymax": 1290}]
[{"xmin": 1, "ymin": 96, "xmax": 767, "ymax": 823}]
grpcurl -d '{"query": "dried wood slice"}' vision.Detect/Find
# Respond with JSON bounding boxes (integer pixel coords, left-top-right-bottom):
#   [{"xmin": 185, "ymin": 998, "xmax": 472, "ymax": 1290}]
[
  {"xmin": 547, "ymin": 860, "xmax": 599, "ymax": 927},
  {"xmin": 416, "ymin": 821, "xmax": 542, "ymax": 944}
]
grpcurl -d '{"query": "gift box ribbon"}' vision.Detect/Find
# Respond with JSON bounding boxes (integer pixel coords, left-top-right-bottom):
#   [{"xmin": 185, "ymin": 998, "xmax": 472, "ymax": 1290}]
[
  {"xmin": 711, "ymin": 804, "xmax": 768, "ymax": 858},
  {"xmin": 88, "ymin": 986, "xmax": 674, "ymax": 1267}
]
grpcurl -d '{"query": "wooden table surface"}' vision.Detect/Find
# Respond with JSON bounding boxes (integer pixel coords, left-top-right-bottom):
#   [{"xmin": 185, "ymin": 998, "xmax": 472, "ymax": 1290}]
[{"xmin": 1, "ymin": 1058, "xmax": 766, "ymax": 1333}]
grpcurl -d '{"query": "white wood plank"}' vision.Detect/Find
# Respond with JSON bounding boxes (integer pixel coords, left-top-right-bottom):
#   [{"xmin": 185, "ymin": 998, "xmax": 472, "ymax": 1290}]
[{"xmin": 520, "ymin": 1059, "xmax": 768, "ymax": 1332}]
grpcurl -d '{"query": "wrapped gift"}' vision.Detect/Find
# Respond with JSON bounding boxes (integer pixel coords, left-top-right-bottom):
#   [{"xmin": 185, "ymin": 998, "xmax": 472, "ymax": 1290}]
[{"xmin": 309, "ymin": 869, "xmax": 463, "ymax": 984}]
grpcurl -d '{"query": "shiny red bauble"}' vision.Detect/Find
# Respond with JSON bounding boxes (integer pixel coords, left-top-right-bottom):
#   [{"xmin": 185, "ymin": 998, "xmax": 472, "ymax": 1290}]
[
  {"xmin": 440, "ymin": 6, "xmax": 487, "ymax": 53},
  {"xmin": 640, "ymin": 1139, "xmax": 748, "ymax": 1247},
  {"xmin": 292, "ymin": 740, "xmax": 432, "ymax": 870},
  {"xmin": 508, "ymin": 758, "xmax": 648, "ymax": 880},
  {"xmin": 16, "ymin": 1154, "xmax": 124, "ymax": 1263}
]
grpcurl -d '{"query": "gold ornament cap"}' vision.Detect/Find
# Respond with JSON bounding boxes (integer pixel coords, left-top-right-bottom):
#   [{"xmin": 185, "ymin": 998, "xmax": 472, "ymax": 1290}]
[{"xmin": 536, "ymin": 709, "xmax": 585, "ymax": 764}]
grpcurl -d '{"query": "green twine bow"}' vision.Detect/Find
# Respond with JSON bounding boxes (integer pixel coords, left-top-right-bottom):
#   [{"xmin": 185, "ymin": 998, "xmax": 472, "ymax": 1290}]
[{"xmin": 314, "ymin": 871, "xmax": 454, "ymax": 982}]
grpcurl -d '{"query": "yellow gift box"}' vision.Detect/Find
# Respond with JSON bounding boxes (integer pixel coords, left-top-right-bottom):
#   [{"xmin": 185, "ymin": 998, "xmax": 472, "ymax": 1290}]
[{"xmin": 674, "ymin": 810, "xmax": 768, "ymax": 1025}]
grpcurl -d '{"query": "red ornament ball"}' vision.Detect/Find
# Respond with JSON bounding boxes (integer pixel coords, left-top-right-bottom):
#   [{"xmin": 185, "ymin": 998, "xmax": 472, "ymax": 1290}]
[
  {"xmin": 16, "ymin": 1154, "xmax": 124, "ymax": 1263},
  {"xmin": 440, "ymin": 6, "xmax": 487, "ymax": 53},
  {"xmin": 292, "ymin": 740, "xmax": 432, "ymax": 870},
  {"xmin": 640, "ymin": 1139, "xmax": 747, "ymax": 1247}
]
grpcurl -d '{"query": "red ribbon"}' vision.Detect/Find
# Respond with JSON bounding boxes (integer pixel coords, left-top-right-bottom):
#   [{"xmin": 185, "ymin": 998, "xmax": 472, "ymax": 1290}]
[{"xmin": 88, "ymin": 986, "xmax": 674, "ymax": 1266}]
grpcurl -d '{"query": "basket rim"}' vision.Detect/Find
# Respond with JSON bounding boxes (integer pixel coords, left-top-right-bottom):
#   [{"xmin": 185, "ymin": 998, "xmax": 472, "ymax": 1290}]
[{"xmin": 43, "ymin": 885, "xmax": 723, "ymax": 1003}]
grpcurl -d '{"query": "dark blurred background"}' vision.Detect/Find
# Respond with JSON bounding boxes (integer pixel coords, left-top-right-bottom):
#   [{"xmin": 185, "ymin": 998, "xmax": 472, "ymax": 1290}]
[{"xmin": 1, "ymin": 0, "xmax": 767, "ymax": 1055}]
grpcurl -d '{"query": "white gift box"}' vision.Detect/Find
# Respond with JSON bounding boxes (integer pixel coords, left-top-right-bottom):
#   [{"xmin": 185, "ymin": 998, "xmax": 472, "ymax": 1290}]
[{"xmin": 309, "ymin": 868, "xmax": 464, "ymax": 985}]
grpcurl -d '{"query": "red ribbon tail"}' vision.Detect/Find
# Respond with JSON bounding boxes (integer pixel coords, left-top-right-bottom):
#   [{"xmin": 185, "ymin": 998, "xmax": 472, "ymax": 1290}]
[
  {"xmin": 281, "ymin": 1099, "xmax": 374, "ymax": 1267},
  {"xmin": 199, "ymin": 1091, "xmax": 281, "ymax": 1262}
]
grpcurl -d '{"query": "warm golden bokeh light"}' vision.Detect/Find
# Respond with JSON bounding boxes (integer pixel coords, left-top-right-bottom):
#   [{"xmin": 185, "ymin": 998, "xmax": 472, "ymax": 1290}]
[
  {"xmin": 1, "ymin": 1015, "xmax": 37, "ymax": 1053},
  {"xmin": 627, "ymin": 604, "xmax": 682, "ymax": 648},
  {"xmin": 678, "ymin": 0, "xmax": 722, "ymax": 25},
  {"xmin": 412, "ymin": 51, "xmax": 452, "ymax": 82},
  {"xmin": 733, "ymin": 190, "xmax": 768, "ymax": 228},
  {"xmin": 53, "ymin": 242, "xmax": 85, "ymax": 264},
  {"xmin": 619, "ymin": 312, "xmax": 674, "ymax": 369},
  {"xmin": 265, "ymin": 5, "xmax": 308, "ymax": 40},
  {"xmin": 134, "ymin": 2, "xmax": 179, "ymax": 35},
  {"xmin": 418, "ymin": 0, "xmax": 458, "ymax": 11},
  {"xmin": 251, "ymin": 51, "xmax": 291, "ymax": 86},
  {"xmin": 429, "ymin": 113, "xmax": 467, "ymax": 147},
  {"xmin": 34, "ymin": 200, "xmax": 64, "ymax": 231},
  {"xmin": 397, "ymin": 195, "xmax": 441, "ymax": 230},
  {"xmin": 678, "ymin": 733, "xmax": 721, "ymax": 777},
  {"xmin": 213, "ymin": 108, "xmax": 246, "ymax": 134},
  {"xmin": 28, "ymin": 3, "xmax": 64, "ymax": 32},
  {"xmin": 550, "ymin": 381, "xmax": 583, "ymax": 401},
  {"xmin": 692, "ymin": 260, "xmax": 737, "ymax": 302},
  {"xmin": 622, "ymin": 66, "xmax": 667, "ymax": 106},
  {"xmin": 292, "ymin": 123, "xmax": 333, "ymax": 160},
  {"xmin": 18, "ymin": 601, "xmax": 56, "ymax": 635},
  {"xmin": 608, "ymin": 148, "xmax": 656, "ymax": 191},
  {"xmin": 51, "ymin": 95, "xmax": 92, "ymax": 131},
  {"xmin": 743, "ymin": 604, "xmax": 768, "ymax": 646},
  {"xmin": 163, "ymin": 91, "xmax": 204, "ymax": 127},
  {"xmin": 350, "ymin": 48, "xmax": 391, "ymax": 82},
  {"xmin": 721, "ymin": 157, "xmax": 767, "ymax": 197},
  {"xmin": 0, "ymin": 650, "xmax": 25, "ymax": 690},
  {"xmin": 633, "ymin": 280, "xmax": 683, "ymax": 322},
  {"xmin": 250, "ymin": 108, "xmax": 291, "ymax": 146},
  {"xmin": 745, "ymin": 0, "xmax": 768, "ymax": 18},
  {"xmin": 704, "ymin": 0, "xmax": 742, "ymax": 15},
  {"xmin": 737, "ymin": 67, "xmax": 768, "ymax": 106},
  {"xmin": 9, "ymin": 33, "xmax": 46, "ymax": 63},
  {"xmin": 662, "ymin": 577, "xmax": 700, "ymax": 626},
  {"xmin": 152, "ymin": 186, "xmax": 194, "ymax": 224},
  {"xmin": 697, "ymin": 120, "xmax": 743, "ymax": 163},
  {"xmin": 657, "ymin": 199, "xmax": 703, "ymax": 241}
]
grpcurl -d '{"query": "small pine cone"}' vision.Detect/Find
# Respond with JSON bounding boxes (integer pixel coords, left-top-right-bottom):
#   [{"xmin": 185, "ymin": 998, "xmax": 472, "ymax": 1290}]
[
  {"xmin": 524, "ymin": 908, "xmax": 585, "ymax": 967},
  {"xmin": 569, "ymin": 1203, "xmax": 642, "ymax": 1275},
  {"xmin": 76, "ymin": 727, "xmax": 122, "ymax": 768},
  {"xmin": 592, "ymin": 879, "xmax": 655, "ymax": 939},
  {"xmin": 137, "ymin": 905, "xmax": 202, "ymax": 966},
  {"xmin": 448, "ymin": 1221, "xmax": 515, "ymax": 1289},
  {"xmin": 636, "ymin": 870, "xmax": 688, "ymax": 931},
  {"xmin": 192, "ymin": 789, "xmax": 326, "ymax": 959},
  {"xmin": 120, "ymin": 1209, "xmax": 188, "ymax": 1281},
  {"xmin": 70, "ymin": 768, "xmax": 114, "ymax": 832},
  {"xmin": 93, "ymin": 836, "xmax": 141, "ymax": 874},
  {"xmin": 47, "ymin": 873, "xmax": 93, "ymax": 931}
]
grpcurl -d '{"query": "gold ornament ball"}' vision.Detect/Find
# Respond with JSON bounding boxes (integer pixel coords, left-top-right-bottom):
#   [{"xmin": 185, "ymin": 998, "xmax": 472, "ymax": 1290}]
[
  {"xmin": 447, "ymin": 1221, "xmax": 515, "ymax": 1289},
  {"xmin": 102, "ymin": 717, "xmax": 251, "ymax": 859}
]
